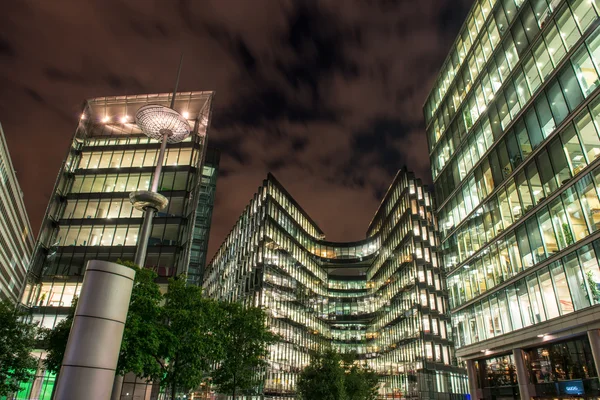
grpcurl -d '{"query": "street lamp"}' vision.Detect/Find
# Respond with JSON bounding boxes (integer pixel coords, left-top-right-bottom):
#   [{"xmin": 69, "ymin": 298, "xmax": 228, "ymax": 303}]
[{"xmin": 129, "ymin": 56, "xmax": 190, "ymax": 267}]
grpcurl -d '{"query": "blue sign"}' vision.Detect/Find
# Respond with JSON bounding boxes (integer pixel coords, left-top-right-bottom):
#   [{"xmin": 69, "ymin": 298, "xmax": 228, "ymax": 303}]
[{"xmin": 558, "ymin": 380, "xmax": 584, "ymax": 395}]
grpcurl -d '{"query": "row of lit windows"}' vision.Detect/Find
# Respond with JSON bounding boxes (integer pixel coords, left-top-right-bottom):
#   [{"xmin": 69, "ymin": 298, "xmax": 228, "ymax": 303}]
[
  {"xmin": 61, "ymin": 196, "xmax": 188, "ymax": 221},
  {"xmin": 447, "ymin": 164, "xmax": 600, "ymax": 307},
  {"xmin": 427, "ymin": 0, "xmax": 598, "ymax": 152},
  {"xmin": 264, "ymin": 221, "xmax": 327, "ymax": 282},
  {"xmin": 268, "ymin": 343, "xmax": 311, "ymax": 377},
  {"xmin": 63, "ymin": 197, "xmax": 142, "ymax": 220},
  {"xmin": 262, "ymin": 243, "xmax": 327, "ymax": 298},
  {"xmin": 264, "ymin": 287, "xmax": 330, "ymax": 336},
  {"xmin": 378, "ymin": 264, "xmax": 444, "ymax": 303},
  {"xmin": 80, "ymin": 134, "xmax": 194, "ymax": 148},
  {"xmin": 438, "ymin": 94, "xmax": 600, "ymax": 242},
  {"xmin": 426, "ymin": 0, "xmax": 515, "ymax": 128},
  {"xmin": 57, "ymin": 222, "xmax": 182, "ymax": 248},
  {"xmin": 267, "ymin": 183, "xmax": 322, "ymax": 239},
  {"xmin": 368, "ymin": 197, "xmax": 423, "ymax": 281},
  {"xmin": 431, "ymin": 4, "xmax": 597, "ymax": 181},
  {"xmin": 368, "ymin": 175, "xmax": 426, "ymax": 237},
  {"xmin": 328, "ymin": 280, "xmax": 366, "ymax": 290},
  {"xmin": 453, "ymin": 239, "xmax": 600, "ymax": 348},
  {"xmin": 428, "ymin": 0, "xmax": 526, "ymax": 149},
  {"xmin": 269, "ymin": 318, "xmax": 327, "ymax": 353},
  {"xmin": 38, "ymin": 246, "xmax": 178, "ymax": 280},
  {"xmin": 77, "ymin": 147, "xmax": 197, "ymax": 170},
  {"xmin": 378, "ymin": 371, "xmax": 468, "ymax": 398},
  {"xmin": 205, "ymin": 193, "xmax": 264, "ymax": 280},
  {"xmin": 444, "ymin": 149, "xmax": 600, "ymax": 285},
  {"xmin": 370, "ymin": 288, "xmax": 445, "ymax": 332},
  {"xmin": 70, "ymin": 171, "xmax": 192, "ymax": 194},
  {"xmin": 269, "ymin": 202, "xmax": 380, "ymax": 260},
  {"xmin": 444, "ymin": 118, "xmax": 600, "ymax": 268},
  {"xmin": 434, "ymin": 17, "xmax": 600, "ymax": 208}
]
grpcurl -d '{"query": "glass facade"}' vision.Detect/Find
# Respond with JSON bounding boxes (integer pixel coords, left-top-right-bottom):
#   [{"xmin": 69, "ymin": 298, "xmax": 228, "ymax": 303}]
[
  {"xmin": 426, "ymin": 0, "xmax": 600, "ymax": 399},
  {"xmin": 11, "ymin": 92, "xmax": 218, "ymax": 400},
  {"xmin": 0, "ymin": 123, "xmax": 35, "ymax": 302},
  {"xmin": 203, "ymin": 170, "xmax": 468, "ymax": 399}
]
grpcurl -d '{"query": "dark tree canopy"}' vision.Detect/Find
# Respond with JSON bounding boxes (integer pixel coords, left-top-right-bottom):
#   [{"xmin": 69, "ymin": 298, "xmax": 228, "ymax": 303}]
[
  {"xmin": 160, "ymin": 277, "xmax": 225, "ymax": 399},
  {"xmin": 297, "ymin": 348, "xmax": 379, "ymax": 400},
  {"xmin": 0, "ymin": 300, "xmax": 38, "ymax": 396},
  {"xmin": 212, "ymin": 302, "xmax": 278, "ymax": 398},
  {"xmin": 116, "ymin": 262, "xmax": 164, "ymax": 380},
  {"xmin": 41, "ymin": 298, "xmax": 77, "ymax": 375}
]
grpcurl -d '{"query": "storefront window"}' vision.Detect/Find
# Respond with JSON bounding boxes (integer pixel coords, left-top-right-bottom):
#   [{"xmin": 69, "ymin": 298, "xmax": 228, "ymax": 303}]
[
  {"xmin": 528, "ymin": 336, "xmax": 597, "ymax": 386},
  {"xmin": 477, "ymin": 354, "xmax": 518, "ymax": 398}
]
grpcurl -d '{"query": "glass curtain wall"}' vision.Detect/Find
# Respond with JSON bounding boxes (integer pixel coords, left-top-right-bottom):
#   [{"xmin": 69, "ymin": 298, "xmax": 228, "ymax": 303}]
[{"xmin": 203, "ymin": 171, "xmax": 469, "ymax": 399}]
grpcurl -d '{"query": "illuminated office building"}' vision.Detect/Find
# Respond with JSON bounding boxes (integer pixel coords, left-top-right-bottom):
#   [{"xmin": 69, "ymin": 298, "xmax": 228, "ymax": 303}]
[
  {"xmin": 203, "ymin": 170, "xmax": 468, "ymax": 399},
  {"xmin": 13, "ymin": 92, "xmax": 216, "ymax": 400},
  {"xmin": 424, "ymin": 0, "xmax": 600, "ymax": 398},
  {"xmin": 0, "ymin": 123, "xmax": 35, "ymax": 303}
]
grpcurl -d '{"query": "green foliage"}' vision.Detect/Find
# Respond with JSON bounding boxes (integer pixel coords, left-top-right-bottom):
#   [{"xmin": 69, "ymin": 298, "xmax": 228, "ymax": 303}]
[
  {"xmin": 344, "ymin": 363, "xmax": 379, "ymax": 400},
  {"xmin": 36, "ymin": 260, "xmax": 281, "ymax": 399},
  {"xmin": 297, "ymin": 348, "xmax": 347, "ymax": 400},
  {"xmin": 160, "ymin": 277, "xmax": 225, "ymax": 398},
  {"xmin": 585, "ymin": 270, "xmax": 600, "ymax": 304},
  {"xmin": 562, "ymin": 223, "xmax": 574, "ymax": 246},
  {"xmin": 117, "ymin": 261, "xmax": 164, "ymax": 379},
  {"xmin": 297, "ymin": 349, "xmax": 379, "ymax": 400},
  {"xmin": 212, "ymin": 303, "xmax": 278, "ymax": 398},
  {"xmin": 41, "ymin": 298, "xmax": 77, "ymax": 374},
  {"xmin": 0, "ymin": 300, "xmax": 38, "ymax": 396}
]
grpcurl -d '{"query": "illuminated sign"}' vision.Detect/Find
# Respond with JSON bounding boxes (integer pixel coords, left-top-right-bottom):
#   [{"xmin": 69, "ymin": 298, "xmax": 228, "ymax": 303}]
[{"xmin": 558, "ymin": 380, "xmax": 584, "ymax": 395}]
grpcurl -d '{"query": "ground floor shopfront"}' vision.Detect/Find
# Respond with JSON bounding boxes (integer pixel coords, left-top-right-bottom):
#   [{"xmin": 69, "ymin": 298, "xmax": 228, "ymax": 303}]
[
  {"xmin": 460, "ymin": 305, "xmax": 600, "ymax": 400},
  {"xmin": 470, "ymin": 335, "xmax": 600, "ymax": 399}
]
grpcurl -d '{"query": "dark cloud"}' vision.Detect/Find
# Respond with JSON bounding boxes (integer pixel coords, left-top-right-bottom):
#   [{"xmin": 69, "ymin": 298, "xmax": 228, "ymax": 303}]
[
  {"xmin": 0, "ymin": 0, "xmax": 470, "ymax": 261},
  {"xmin": 24, "ymin": 88, "xmax": 44, "ymax": 103},
  {"xmin": 0, "ymin": 36, "xmax": 15, "ymax": 58}
]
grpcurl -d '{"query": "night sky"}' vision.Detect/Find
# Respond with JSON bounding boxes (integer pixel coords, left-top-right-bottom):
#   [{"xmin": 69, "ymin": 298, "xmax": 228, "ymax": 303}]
[{"xmin": 0, "ymin": 0, "xmax": 470, "ymax": 260}]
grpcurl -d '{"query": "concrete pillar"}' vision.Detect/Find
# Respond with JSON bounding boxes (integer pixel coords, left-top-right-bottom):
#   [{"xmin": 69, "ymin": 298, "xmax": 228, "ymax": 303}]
[
  {"xmin": 466, "ymin": 360, "xmax": 479, "ymax": 400},
  {"xmin": 512, "ymin": 349, "xmax": 532, "ymax": 400},
  {"xmin": 111, "ymin": 374, "xmax": 124, "ymax": 400},
  {"xmin": 587, "ymin": 329, "xmax": 600, "ymax": 376},
  {"xmin": 54, "ymin": 260, "xmax": 135, "ymax": 400}
]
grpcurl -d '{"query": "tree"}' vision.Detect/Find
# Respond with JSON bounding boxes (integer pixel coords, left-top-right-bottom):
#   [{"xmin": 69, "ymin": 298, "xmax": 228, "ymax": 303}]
[
  {"xmin": 116, "ymin": 261, "xmax": 163, "ymax": 380},
  {"xmin": 0, "ymin": 300, "xmax": 38, "ymax": 397},
  {"xmin": 296, "ymin": 348, "xmax": 347, "ymax": 400},
  {"xmin": 160, "ymin": 277, "xmax": 224, "ymax": 399},
  {"xmin": 297, "ymin": 349, "xmax": 379, "ymax": 400},
  {"xmin": 342, "ymin": 354, "xmax": 379, "ymax": 400},
  {"xmin": 41, "ymin": 260, "xmax": 165, "ymax": 399},
  {"xmin": 41, "ymin": 298, "xmax": 76, "ymax": 375},
  {"xmin": 212, "ymin": 302, "xmax": 278, "ymax": 399}
]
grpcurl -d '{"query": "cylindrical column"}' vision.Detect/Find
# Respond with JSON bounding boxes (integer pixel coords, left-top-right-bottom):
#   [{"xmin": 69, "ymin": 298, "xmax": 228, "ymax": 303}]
[
  {"xmin": 134, "ymin": 209, "xmax": 155, "ymax": 267},
  {"xmin": 150, "ymin": 133, "xmax": 169, "ymax": 192},
  {"xmin": 512, "ymin": 348, "xmax": 532, "ymax": 400},
  {"xmin": 587, "ymin": 330, "xmax": 600, "ymax": 376},
  {"xmin": 110, "ymin": 374, "xmax": 124, "ymax": 400},
  {"xmin": 466, "ymin": 359, "xmax": 479, "ymax": 400},
  {"xmin": 54, "ymin": 260, "xmax": 135, "ymax": 400}
]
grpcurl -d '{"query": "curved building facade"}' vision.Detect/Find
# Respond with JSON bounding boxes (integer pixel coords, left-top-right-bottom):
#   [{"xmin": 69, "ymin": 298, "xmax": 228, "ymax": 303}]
[{"xmin": 203, "ymin": 170, "xmax": 468, "ymax": 399}]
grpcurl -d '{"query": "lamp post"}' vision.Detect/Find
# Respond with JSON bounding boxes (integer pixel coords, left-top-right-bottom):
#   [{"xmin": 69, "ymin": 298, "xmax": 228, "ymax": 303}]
[
  {"xmin": 112, "ymin": 57, "xmax": 191, "ymax": 400},
  {"xmin": 129, "ymin": 104, "xmax": 191, "ymax": 266},
  {"xmin": 130, "ymin": 55, "xmax": 190, "ymax": 267}
]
